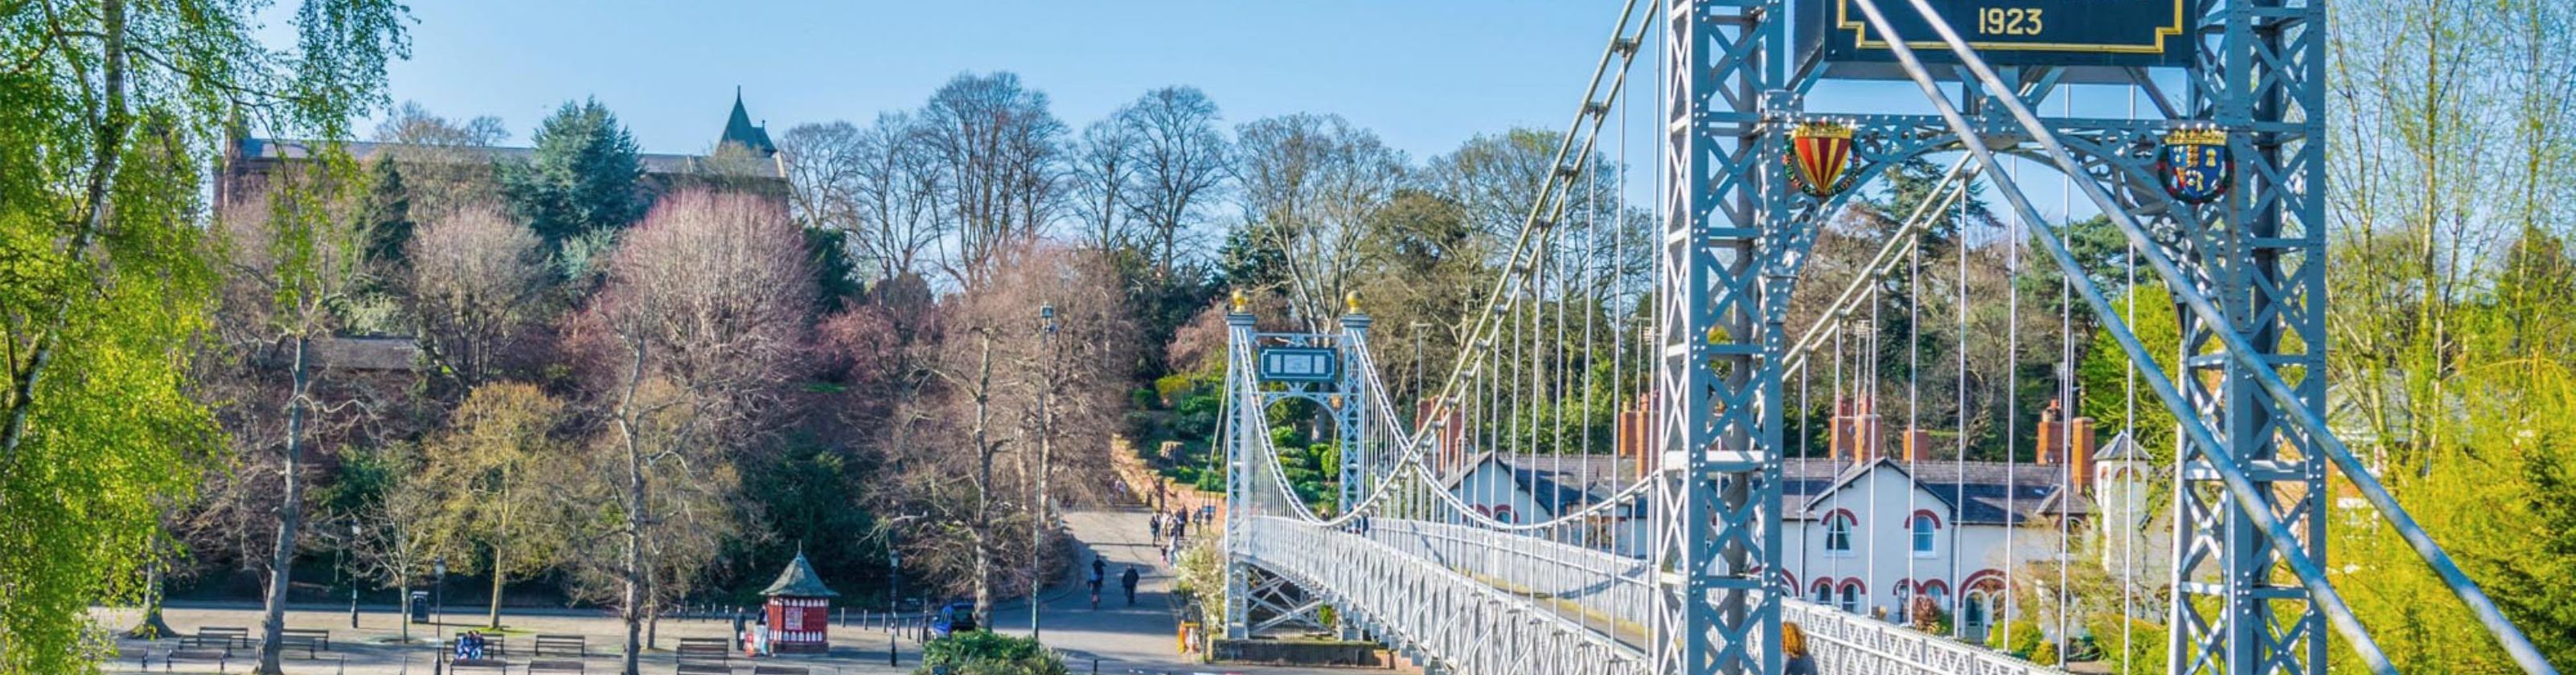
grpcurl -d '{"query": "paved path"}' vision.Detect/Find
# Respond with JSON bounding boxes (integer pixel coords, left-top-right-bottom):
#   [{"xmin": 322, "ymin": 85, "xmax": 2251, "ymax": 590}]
[{"xmin": 85, "ymin": 508, "xmax": 1397, "ymax": 674}]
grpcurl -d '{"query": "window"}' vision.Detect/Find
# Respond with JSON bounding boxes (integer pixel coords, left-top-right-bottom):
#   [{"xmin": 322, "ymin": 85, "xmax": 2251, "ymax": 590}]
[
  {"xmin": 1837, "ymin": 582, "xmax": 1863, "ymax": 614},
  {"xmin": 1910, "ymin": 512, "xmax": 1938, "ymax": 557},
  {"xmin": 1824, "ymin": 512, "xmax": 1856, "ymax": 556},
  {"xmin": 1811, "ymin": 580, "xmax": 1833, "ymax": 604}
]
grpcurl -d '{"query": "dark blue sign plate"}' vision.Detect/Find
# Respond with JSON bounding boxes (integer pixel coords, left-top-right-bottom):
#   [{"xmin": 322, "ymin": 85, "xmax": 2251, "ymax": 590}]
[
  {"xmin": 1805, "ymin": 0, "xmax": 2194, "ymax": 68},
  {"xmin": 1257, "ymin": 347, "xmax": 1339, "ymax": 383}
]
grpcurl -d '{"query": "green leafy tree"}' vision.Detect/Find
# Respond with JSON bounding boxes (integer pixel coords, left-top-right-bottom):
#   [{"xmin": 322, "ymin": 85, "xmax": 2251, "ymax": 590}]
[
  {"xmin": 362, "ymin": 158, "xmax": 416, "ymax": 267},
  {"xmin": 917, "ymin": 632, "xmax": 1069, "ymax": 675},
  {"xmin": 505, "ymin": 99, "xmax": 646, "ymax": 250},
  {"xmin": 0, "ymin": 2, "xmax": 403, "ymax": 673}
]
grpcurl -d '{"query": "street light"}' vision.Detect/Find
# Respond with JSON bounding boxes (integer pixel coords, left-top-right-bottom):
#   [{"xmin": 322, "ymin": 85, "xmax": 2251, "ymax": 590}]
[
  {"xmin": 1031, "ymin": 304, "xmax": 1058, "ymax": 640},
  {"xmin": 349, "ymin": 522, "xmax": 363, "ymax": 628},
  {"xmin": 433, "ymin": 557, "xmax": 447, "ymax": 627}
]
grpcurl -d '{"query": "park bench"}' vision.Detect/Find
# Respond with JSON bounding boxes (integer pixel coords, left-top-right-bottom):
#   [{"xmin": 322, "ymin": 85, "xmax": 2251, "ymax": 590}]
[
  {"xmin": 675, "ymin": 637, "xmax": 731, "ymax": 663},
  {"xmin": 277, "ymin": 628, "xmax": 330, "ymax": 657},
  {"xmin": 535, "ymin": 633, "xmax": 587, "ymax": 657},
  {"xmin": 675, "ymin": 663, "xmax": 733, "ymax": 675},
  {"xmin": 182, "ymin": 626, "xmax": 249, "ymax": 650},
  {"xmin": 448, "ymin": 657, "xmax": 511, "ymax": 674},
  {"xmin": 158, "ymin": 648, "xmax": 231, "ymax": 673},
  {"xmin": 527, "ymin": 659, "xmax": 586, "ymax": 674},
  {"xmin": 749, "ymin": 665, "xmax": 810, "ymax": 675}
]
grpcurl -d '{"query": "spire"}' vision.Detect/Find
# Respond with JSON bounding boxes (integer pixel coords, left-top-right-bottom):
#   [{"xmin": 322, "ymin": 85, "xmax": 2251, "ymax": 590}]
[{"xmin": 720, "ymin": 88, "xmax": 777, "ymax": 157}]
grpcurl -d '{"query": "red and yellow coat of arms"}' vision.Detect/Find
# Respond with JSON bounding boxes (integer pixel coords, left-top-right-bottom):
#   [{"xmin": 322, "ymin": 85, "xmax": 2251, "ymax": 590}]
[
  {"xmin": 1788, "ymin": 121, "xmax": 1858, "ymax": 198},
  {"xmin": 2156, "ymin": 127, "xmax": 2233, "ymax": 205}
]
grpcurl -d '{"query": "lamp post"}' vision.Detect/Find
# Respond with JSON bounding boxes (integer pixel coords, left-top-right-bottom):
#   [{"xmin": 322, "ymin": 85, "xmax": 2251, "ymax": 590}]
[
  {"xmin": 349, "ymin": 522, "xmax": 363, "ymax": 628},
  {"xmin": 1031, "ymin": 304, "xmax": 1057, "ymax": 641},
  {"xmin": 433, "ymin": 557, "xmax": 447, "ymax": 628}
]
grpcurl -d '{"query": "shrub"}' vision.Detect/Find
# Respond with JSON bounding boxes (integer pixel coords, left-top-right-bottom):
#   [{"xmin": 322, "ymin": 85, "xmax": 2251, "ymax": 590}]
[{"xmin": 917, "ymin": 632, "xmax": 1067, "ymax": 675}]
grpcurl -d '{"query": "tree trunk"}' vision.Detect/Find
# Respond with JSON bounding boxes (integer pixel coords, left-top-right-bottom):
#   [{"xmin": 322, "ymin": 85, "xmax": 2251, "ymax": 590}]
[
  {"xmin": 488, "ymin": 546, "xmax": 506, "ymax": 628},
  {"xmin": 615, "ymin": 341, "xmax": 651, "ymax": 675},
  {"xmin": 970, "ymin": 333, "xmax": 996, "ymax": 632},
  {"xmin": 398, "ymin": 578, "xmax": 412, "ymax": 641},
  {"xmin": 124, "ymin": 557, "xmax": 178, "ymax": 639},
  {"xmin": 258, "ymin": 336, "xmax": 314, "ymax": 675}
]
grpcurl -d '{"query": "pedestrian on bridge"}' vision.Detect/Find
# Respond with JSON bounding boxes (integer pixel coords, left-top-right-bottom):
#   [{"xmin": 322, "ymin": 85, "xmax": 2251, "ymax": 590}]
[
  {"xmin": 1121, "ymin": 567, "xmax": 1142, "ymax": 606},
  {"xmin": 1150, "ymin": 513, "xmax": 1163, "ymax": 541},
  {"xmin": 1782, "ymin": 622, "xmax": 1815, "ymax": 675}
]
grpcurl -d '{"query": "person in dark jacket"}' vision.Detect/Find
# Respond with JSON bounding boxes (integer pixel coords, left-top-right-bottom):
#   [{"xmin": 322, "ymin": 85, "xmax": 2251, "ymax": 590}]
[
  {"xmin": 1120, "ymin": 567, "xmax": 1142, "ymax": 606},
  {"xmin": 1782, "ymin": 622, "xmax": 1815, "ymax": 675}
]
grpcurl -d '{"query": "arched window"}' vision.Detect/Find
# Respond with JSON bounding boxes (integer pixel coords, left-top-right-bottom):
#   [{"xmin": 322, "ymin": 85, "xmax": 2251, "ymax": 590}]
[
  {"xmin": 1961, "ymin": 590, "xmax": 1989, "ymax": 632},
  {"xmin": 1824, "ymin": 511, "xmax": 1856, "ymax": 556},
  {"xmin": 1811, "ymin": 579, "xmax": 1834, "ymax": 604},
  {"xmin": 1918, "ymin": 580, "xmax": 1951, "ymax": 618},
  {"xmin": 1909, "ymin": 510, "xmax": 1940, "ymax": 557},
  {"xmin": 1837, "ymin": 580, "xmax": 1864, "ymax": 614}
]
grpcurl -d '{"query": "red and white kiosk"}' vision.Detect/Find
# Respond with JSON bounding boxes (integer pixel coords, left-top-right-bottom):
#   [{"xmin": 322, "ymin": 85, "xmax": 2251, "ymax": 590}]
[{"xmin": 759, "ymin": 552, "xmax": 838, "ymax": 654}]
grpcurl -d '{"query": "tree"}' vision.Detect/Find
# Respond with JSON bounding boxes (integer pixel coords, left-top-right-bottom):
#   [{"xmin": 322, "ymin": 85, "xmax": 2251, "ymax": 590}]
[
  {"xmin": 420, "ymin": 382, "xmax": 567, "ymax": 628},
  {"xmin": 371, "ymin": 101, "xmax": 511, "ymax": 218},
  {"xmin": 506, "ymin": 98, "xmax": 647, "ymax": 250},
  {"xmin": 344, "ymin": 443, "xmax": 440, "ymax": 642},
  {"xmin": 1067, "ymin": 112, "xmax": 1142, "ymax": 254},
  {"xmin": 1230, "ymin": 113, "xmax": 1406, "ymax": 329},
  {"xmin": 568, "ymin": 190, "xmax": 811, "ymax": 675},
  {"xmin": 1120, "ymin": 86, "xmax": 1230, "ymax": 280},
  {"xmin": 361, "ymin": 158, "xmax": 416, "ymax": 267},
  {"xmin": 210, "ymin": 186, "xmax": 376, "ymax": 675},
  {"xmin": 0, "ymin": 2, "xmax": 402, "ymax": 672},
  {"xmin": 917, "ymin": 72, "xmax": 1066, "ymax": 288},
  {"xmin": 401, "ymin": 205, "xmax": 552, "ymax": 391}
]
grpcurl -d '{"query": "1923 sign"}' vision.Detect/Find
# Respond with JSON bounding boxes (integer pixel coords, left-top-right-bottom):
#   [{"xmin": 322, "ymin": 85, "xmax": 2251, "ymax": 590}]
[{"xmin": 1804, "ymin": 0, "xmax": 2194, "ymax": 68}]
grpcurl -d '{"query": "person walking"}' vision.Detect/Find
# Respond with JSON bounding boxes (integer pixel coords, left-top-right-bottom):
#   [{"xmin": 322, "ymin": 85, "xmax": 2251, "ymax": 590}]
[
  {"xmin": 1120, "ymin": 567, "xmax": 1142, "ymax": 606},
  {"xmin": 1782, "ymin": 622, "xmax": 1815, "ymax": 675},
  {"xmin": 1150, "ymin": 513, "xmax": 1163, "ymax": 541},
  {"xmin": 1089, "ymin": 557, "xmax": 1107, "ymax": 609}
]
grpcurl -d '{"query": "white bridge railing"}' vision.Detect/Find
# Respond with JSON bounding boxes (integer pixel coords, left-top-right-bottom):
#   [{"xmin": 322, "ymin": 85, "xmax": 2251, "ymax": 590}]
[{"xmin": 1241, "ymin": 516, "xmax": 2057, "ymax": 675}]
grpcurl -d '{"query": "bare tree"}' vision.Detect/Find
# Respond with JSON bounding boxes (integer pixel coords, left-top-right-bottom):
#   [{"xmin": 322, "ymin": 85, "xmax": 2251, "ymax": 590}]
[
  {"xmin": 1069, "ymin": 111, "xmax": 1143, "ymax": 253},
  {"xmin": 783, "ymin": 115, "xmax": 950, "ymax": 283},
  {"xmin": 1122, "ymin": 86, "xmax": 1231, "ymax": 279},
  {"xmin": 207, "ymin": 190, "xmax": 375, "ymax": 675},
  {"xmin": 1232, "ymin": 113, "xmax": 1407, "ymax": 329},
  {"xmin": 402, "ymin": 205, "xmax": 551, "ymax": 390},
  {"xmin": 917, "ymin": 72, "xmax": 1067, "ymax": 288},
  {"xmin": 566, "ymin": 190, "xmax": 811, "ymax": 675},
  {"xmin": 371, "ymin": 101, "xmax": 512, "ymax": 218}
]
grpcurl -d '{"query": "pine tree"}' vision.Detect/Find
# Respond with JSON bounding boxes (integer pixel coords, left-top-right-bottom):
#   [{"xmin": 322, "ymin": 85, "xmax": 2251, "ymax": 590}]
[
  {"xmin": 363, "ymin": 158, "xmax": 415, "ymax": 267},
  {"xmin": 505, "ymin": 98, "xmax": 646, "ymax": 249}
]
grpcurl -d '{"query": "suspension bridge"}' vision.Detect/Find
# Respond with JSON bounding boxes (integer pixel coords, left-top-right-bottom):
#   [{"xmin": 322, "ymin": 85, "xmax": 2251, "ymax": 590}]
[{"xmin": 1212, "ymin": 1, "xmax": 2562, "ymax": 674}]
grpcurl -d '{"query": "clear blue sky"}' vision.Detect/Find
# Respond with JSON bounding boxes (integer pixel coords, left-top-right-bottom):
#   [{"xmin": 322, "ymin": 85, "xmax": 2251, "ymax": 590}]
[{"xmin": 359, "ymin": 1, "xmax": 1644, "ymax": 164}]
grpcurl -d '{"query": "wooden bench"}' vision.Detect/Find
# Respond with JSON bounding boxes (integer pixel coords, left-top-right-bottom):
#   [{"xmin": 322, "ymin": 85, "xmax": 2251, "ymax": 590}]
[
  {"xmin": 159, "ymin": 648, "xmax": 231, "ymax": 673},
  {"xmin": 674, "ymin": 637, "xmax": 730, "ymax": 662},
  {"xmin": 527, "ymin": 660, "xmax": 585, "ymax": 674},
  {"xmin": 749, "ymin": 666, "xmax": 810, "ymax": 675},
  {"xmin": 445, "ymin": 635, "xmax": 509, "ymax": 657},
  {"xmin": 675, "ymin": 663, "xmax": 732, "ymax": 675},
  {"xmin": 181, "ymin": 627, "xmax": 248, "ymax": 650},
  {"xmin": 534, "ymin": 633, "xmax": 587, "ymax": 657},
  {"xmin": 277, "ymin": 628, "xmax": 330, "ymax": 657},
  {"xmin": 448, "ymin": 657, "xmax": 511, "ymax": 673}
]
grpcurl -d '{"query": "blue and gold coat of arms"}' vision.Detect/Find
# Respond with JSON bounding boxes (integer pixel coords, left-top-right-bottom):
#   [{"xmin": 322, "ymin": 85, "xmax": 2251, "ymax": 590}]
[{"xmin": 2156, "ymin": 128, "xmax": 2233, "ymax": 205}]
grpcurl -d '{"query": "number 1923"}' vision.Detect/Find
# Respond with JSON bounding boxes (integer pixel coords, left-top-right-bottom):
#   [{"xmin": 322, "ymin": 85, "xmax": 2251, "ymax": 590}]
[{"xmin": 1978, "ymin": 6, "xmax": 2045, "ymax": 35}]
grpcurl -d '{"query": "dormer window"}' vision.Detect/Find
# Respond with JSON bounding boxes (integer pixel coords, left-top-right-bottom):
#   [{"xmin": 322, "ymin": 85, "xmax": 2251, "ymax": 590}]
[{"xmin": 1824, "ymin": 511, "xmax": 1856, "ymax": 556}]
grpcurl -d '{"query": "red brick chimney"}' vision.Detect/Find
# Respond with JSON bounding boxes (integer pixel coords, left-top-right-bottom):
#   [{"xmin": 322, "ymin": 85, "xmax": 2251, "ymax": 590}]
[
  {"xmin": 1831, "ymin": 397, "xmax": 1884, "ymax": 464},
  {"xmin": 1618, "ymin": 391, "xmax": 1659, "ymax": 480},
  {"xmin": 1900, "ymin": 428, "xmax": 1935, "ymax": 464},
  {"xmin": 1420, "ymin": 399, "xmax": 1468, "ymax": 475}
]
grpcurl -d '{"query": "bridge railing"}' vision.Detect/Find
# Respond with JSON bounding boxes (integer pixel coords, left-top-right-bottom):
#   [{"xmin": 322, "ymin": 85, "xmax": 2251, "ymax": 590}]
[{"xmin": 1784, "ymin": 600, "xmax": 2056, "ymax": 675}]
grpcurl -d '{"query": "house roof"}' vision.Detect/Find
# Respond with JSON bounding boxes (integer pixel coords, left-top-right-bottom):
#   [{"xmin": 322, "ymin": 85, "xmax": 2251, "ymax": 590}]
[
  {"xmin": 2094, "ymin": 430, "xmax": 2148, "ymax": 462},
  {"xmin": 761, "ymin": 552, "xmax": 838, "ymax": 598},
  {"xmin": 230, "ymin": 138, "xmax": 728, "ymax": 175},
  {"xmin": 1786, "ymin": 456, "xmax": 2090, "ymax": 526},
  {"xmin": 1447, "ymin": 452, "xmax": 1651, "ymax": 518}
]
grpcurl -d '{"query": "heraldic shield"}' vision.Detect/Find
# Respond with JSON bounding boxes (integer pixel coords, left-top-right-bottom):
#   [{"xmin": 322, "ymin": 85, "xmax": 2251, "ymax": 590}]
[
  {"xmin": 1789, "ymin": 121, "xmax": 1856, "ymax": 198},
  {"xmin": 2156, "ymin": 128, "xmax": 2233, "ymax": 204}
]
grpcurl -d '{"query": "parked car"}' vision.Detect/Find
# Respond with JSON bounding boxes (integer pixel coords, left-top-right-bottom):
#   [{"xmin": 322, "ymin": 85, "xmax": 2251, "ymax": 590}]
[{"xmin": 929, "ymin": 601, "xmax": 978, "ymax": 638}]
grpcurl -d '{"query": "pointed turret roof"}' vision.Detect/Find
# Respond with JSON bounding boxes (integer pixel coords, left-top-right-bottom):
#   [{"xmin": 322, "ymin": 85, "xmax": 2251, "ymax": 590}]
[
  {"xmin": 720, "ymin": 87, "xmax": 777, "ymax": 157},
  {"xmin": 760, "ymin": 551, "xmax": 839, "ymax": 597}
]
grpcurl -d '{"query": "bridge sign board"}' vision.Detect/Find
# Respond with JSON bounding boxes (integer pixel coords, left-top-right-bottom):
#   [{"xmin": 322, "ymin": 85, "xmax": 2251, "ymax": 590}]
[
  {"xmin": 1802, "ymin": 0, "xmax": 2194, "ymax": 68},
  {"xmin": 1257, "ymin": 346, "xmax": 1339, "ymax": 383}
]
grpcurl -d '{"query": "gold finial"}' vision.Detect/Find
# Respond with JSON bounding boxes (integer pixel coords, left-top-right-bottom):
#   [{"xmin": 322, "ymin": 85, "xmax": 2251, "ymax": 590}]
[
  {"xmin": 1229, "ymin": 289, "xmax": 1249, "ymax": 313},
  {"xmin": 1343, "ymin": 291, "xmax": 1363, "ymax": 314}
]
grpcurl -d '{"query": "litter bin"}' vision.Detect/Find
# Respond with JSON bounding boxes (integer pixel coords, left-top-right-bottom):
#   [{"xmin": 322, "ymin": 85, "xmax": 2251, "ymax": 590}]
[{"xmin": 410, "ymin": 591, "xmax": 431, "ymax": 624}]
